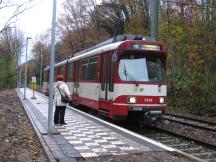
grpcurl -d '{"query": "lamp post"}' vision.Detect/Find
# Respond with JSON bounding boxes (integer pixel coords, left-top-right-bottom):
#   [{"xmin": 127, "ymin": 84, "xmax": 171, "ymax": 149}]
[
  {"xmin": 39, "ymin": 51, "xmax": 43, "ymax": 88},
  {"xmin": 24, "ymin": 37, "xmax": 32, "ymax": 100}
]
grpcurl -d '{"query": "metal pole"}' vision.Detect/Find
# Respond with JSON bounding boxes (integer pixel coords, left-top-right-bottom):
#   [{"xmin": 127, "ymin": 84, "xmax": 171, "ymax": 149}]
[
  {"xmin": 24, "ymin": 37, "xmax": 32, "ymax": 99},
  {"xmin": 19, "ymin": 66, "xmax": 21, "ymax": 91},
  {"xmin": 40, "ymin": 51, "xmax": 43, "ymax": 88},
  {"xmin": 18, "ymin": 45, "xmax": 22, "ymax": 91},
  {"xmin": 151, "ymin": 0, "xmax": 159, "ymax": 40},
  {"xmin": 48, "ymin": 0, "xmax": 57, "ymax": 135},
  {"xmin": 16, "ymin": 63, "xmax": 19, "ymax": 89}
]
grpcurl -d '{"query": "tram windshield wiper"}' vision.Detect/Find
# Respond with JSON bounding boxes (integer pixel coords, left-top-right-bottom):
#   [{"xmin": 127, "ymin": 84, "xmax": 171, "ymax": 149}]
[{"xmin": 123, "ymin": 64, "xmax": 139, "ymax": 87}]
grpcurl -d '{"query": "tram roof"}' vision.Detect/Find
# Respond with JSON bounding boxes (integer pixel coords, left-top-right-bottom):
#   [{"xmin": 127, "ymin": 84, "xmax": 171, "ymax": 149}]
[
  {"xmin": 44, "ymin": 41, "xmax": 122, "ymax": 71},
  {"xmin": 44, "ymin": 34, "xmax": 157, "ymax": 71}
]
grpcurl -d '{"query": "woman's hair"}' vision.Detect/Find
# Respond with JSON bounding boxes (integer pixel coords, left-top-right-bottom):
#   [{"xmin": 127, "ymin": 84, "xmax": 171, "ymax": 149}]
[{"xmin": 56, "ymin": 74, "xmax": 64, "ymax": 81}]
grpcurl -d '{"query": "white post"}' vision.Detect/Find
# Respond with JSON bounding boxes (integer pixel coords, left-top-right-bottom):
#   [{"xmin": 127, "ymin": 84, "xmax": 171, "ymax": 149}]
[
  {"xmin": 24, "ymin": 37, "xmax": 32, "ymax": 100},
  {"xmin": 31, "ymin": 76, "xmax": 37, "ymax": 99}
]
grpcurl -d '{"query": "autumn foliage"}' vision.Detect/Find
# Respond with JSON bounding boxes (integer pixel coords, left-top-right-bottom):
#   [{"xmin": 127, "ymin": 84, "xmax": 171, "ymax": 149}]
[{"xmin": 1, "ymin": 0, "xmax": 215, "ymax": 114}]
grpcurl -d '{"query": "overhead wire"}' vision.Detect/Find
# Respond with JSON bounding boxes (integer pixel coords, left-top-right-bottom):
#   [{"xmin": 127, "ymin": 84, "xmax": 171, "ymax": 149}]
[{"xmin": 162, "ymin": 0, "xmax": 216, "ymax": 8}]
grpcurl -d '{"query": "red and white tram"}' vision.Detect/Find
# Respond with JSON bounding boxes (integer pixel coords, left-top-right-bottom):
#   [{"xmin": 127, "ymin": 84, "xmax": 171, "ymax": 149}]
[{"xmin": 43, "ymin": 34, "xmax": 167, "ymax": 125}]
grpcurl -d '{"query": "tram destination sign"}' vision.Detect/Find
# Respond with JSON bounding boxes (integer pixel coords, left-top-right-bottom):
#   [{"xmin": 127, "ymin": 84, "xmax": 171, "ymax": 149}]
[{"xmin": 132, "ymin": 44, "xmax": 160, "ymax": 51}]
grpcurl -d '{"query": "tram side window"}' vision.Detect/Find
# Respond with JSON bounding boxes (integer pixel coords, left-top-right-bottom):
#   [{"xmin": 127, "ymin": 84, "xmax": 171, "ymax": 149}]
[
  {"xmin": 101, "ymin": 56, "xmax": 106, "ymax": 91},
  {"xmin": 60, "ymin": 66, "xmax": 65, "ymax": 76},
  {"xmin": 44, "ymin": 70, "xmax": 49, "ymax": 81},
  {"xmin": 109, "ymin": 54, "xmax": 114, "ymax": 92},
  {"xmin": 68, "ymin": 63, "xmax": 73, "ymax": 81},
  {"xmin": 81, "ymin": 60, "xmax": 88, "ymax": 80},
  {"xmin": 86, "ymin": 56, "xmax": 98, "ymax": 80},
  {"xmin": 75, "ymin": 63, "xmax": 80, "ymax": 88}
]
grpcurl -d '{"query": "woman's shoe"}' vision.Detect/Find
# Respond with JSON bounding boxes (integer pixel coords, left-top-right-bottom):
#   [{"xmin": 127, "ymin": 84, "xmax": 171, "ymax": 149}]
[{"xmin": 60, "ymin": 122, "xmax": 67, "ymax": 125}]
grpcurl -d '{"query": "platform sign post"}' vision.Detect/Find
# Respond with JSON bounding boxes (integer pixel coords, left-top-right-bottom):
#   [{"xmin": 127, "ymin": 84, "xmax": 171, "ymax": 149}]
[
  {"xmin": 31, "ymin": 76, "xmax": 37, "ymax": 99},
  {"xmin": 48, "ymin": 0, "xmax": 57, "ymax": 136}
]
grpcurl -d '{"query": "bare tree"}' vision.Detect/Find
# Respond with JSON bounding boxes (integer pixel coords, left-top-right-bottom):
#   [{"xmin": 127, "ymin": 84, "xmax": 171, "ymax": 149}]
[
  {"xmin": 57, "ymin": 0, "xmax": 110, "ymax": 56},
  {"xmin": 0, "ymin": 0, "xmax": 37, "ymax": 32},
  {"xmin": 32, "ymin": 31, "xmax": 51, "ymax": 66},
  {"xmin": 0, "ymin": 26, "xmax": 25, "ymax": 88}
]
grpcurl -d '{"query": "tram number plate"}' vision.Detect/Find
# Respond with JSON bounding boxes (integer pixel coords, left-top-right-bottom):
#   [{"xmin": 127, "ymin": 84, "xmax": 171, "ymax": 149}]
[{"xmin": 131, "ymin": 107, "xmax": 144, "ymax": 111}]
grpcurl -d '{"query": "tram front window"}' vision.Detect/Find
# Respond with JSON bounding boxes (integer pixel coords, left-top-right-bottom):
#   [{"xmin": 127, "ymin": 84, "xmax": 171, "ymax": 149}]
[{"xmin": 118, "ymin": 55, "xmax": 165, "ymax": 82}]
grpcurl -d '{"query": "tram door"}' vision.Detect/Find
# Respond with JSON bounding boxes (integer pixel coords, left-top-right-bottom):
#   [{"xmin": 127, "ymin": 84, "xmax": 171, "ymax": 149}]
[
  {"xmin": 100, "ymin": 53, "xmax": 114, "ymax": 102},
  {"xmin": 73, "ymin": 62, "xmax": 80, "ymax": 102}
]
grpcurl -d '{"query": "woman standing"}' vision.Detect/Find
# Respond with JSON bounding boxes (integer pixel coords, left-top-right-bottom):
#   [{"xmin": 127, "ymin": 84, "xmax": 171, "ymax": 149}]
[{"xmin": 54, "ymin": 75, "xmax": 70, "ymax": 125}]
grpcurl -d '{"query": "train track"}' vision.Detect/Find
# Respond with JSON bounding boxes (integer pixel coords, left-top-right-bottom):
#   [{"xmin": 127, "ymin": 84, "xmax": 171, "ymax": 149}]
[
  {"xmin": 115, "ymin": 117, "xmax": 216, "ymax": 162},
  {"xmin": 142, "ymin": 128, "xmax": 216, "ymax": 162},
  {"xmin": 163, "ymin": 113, "xmax": 216, "ymax": 132},
  {"xmin": 111, "ymin": 120, "xmax": 216, "ymax": 162},
  {"xmin": 32, "ymin": 90, "xmax": 216, "ymax": 161}
]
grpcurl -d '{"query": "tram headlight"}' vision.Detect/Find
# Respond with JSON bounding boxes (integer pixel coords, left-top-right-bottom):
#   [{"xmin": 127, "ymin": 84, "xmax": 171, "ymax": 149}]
[
  {"xmin": 127, "ymin": 97, "xmax": 137, "ymax": 104},
  {"xmin": 159, "ymin": 97, "xmax": 165, "ymax": 104}
]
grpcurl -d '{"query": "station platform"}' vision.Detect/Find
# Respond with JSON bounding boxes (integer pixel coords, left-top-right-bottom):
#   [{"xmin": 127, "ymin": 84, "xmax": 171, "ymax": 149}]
[{"xmin": 17, "ymin": 88, "xmax": 175, "ymax": 162}]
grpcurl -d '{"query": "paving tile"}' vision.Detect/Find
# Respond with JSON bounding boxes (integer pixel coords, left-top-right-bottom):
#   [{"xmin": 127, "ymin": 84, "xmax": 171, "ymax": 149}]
[{"xmin": 18, "ymin": 88, "xmax": 168, "ymax": 160}]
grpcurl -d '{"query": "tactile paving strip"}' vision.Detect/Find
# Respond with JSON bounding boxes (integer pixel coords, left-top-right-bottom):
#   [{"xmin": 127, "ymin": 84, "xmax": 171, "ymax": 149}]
[{"xmin": 54, "ymin": 111, "xmax": 151, "ymax": 157}]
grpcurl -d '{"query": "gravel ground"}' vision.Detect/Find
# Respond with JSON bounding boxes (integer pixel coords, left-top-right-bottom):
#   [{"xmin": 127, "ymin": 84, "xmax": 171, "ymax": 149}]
[
  {"xmin": 164, "ymin": 107, "xmax": 216, "ymax": 145},
  {"xmin": 78, "ymin": 152, "xmax": 197, "ymax": 162},
  {"xmin": 0, "ymin": 89, "xmax": 48, "ymax": 162},
  {"xmin": 162, "ymin": 120, "xmax": 216, "ymax": 145},
  {"xmin": 0, "ymin": 89, "xmax": 199, "ymax": 162}
]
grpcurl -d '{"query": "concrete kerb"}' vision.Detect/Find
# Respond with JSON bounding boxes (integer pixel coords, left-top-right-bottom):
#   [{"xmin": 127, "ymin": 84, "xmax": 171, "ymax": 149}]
[
  {"xmin": 175, "ymin": 150, "xmax": 206, "ymax": 162},
  {"xmin": 16, "ymin": 89, "xmax": 56, "ymax": 162}
]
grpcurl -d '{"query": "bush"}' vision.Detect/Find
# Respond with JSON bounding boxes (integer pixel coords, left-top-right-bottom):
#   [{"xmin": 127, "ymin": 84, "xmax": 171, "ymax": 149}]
[
  {"xmin": 0, "ymin": 57, "xmax": 17, "ymax": 89},
  {"xmin": 168, "ymin": 72, "xmax": 216, "ymax": 114}
]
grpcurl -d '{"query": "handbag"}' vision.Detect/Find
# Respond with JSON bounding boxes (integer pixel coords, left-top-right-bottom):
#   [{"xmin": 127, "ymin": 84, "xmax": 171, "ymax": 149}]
[{"xmin": 57, "ymin": 86, "xmax": 69, "ymax": 103}]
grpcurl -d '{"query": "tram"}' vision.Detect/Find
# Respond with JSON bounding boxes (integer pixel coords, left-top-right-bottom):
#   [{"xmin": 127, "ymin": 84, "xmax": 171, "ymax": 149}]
[{"xmin": 43, "ymin": 34, "xmax": 167, "ymax": 125}]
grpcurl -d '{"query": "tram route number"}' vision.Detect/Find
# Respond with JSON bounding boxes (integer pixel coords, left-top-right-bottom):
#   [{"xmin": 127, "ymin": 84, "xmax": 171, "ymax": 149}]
[{"xmin": 131, "ymin": 107, "xmax": 144, "ymax": 111}]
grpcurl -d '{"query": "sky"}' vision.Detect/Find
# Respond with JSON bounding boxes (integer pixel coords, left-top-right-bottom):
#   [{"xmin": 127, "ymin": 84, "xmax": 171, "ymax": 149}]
[
  {"xmin": 1, "ymin": 0, "xmax": 102, "ymax": 40},
  {"xmin": 0, "ymin": 0, "xmax": 102, "ymax": 63},
  {"xmin": 16, "ymin": 0, "xmax": 64, "ymax": 39},
  {"xmin": 13, "ymin": 0, "xmax": 66, "ymax": 63},
  {"xmin": 17, "ymin": 0, "xmax": 101, "ymax": 38}
]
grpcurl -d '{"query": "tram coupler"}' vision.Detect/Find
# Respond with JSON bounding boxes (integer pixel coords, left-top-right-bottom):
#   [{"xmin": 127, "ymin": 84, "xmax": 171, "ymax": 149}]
[{"xmin": 139, "ymin": 111, "xmax": 162, "ymax": 127}]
